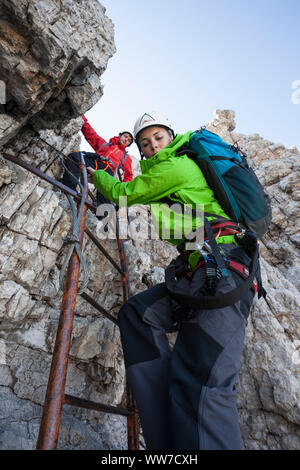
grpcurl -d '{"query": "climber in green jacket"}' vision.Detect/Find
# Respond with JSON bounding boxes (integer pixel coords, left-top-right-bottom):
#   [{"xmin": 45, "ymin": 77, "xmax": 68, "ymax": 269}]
[
  {"xmin": 90, "ymin": 122, "xmax": 236, "ymax": 255},
  {"xmin": 87, "ymin": 112, "xmax": 257, "ymax": 450}
]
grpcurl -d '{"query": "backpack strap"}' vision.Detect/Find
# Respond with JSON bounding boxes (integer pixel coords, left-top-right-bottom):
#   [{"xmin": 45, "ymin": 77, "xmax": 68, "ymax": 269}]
[
  {"xmin": 203, "ymin": 217, "xmax": 228, "ymax": 278},
  {"xmin": 99, "ymin": 143, "xmax": 128, "ymax": 172},
  {"xmin": 99, "ymin": 142, "xmax": 112, "ymax": 151},
  {"xmin": 96, "ymin": 142, "xmax": 119, "ymax": 170}
]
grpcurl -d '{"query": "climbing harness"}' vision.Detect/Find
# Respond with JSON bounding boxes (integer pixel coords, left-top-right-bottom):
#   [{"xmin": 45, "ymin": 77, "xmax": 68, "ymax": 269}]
[
  {"xmin": 99, "ymin": 141, "xmax": 129, "ymax": 174},
  {"xmin": 169, "ymin": 218, "xmax": 259, "ymax": 323},
  {"xmin": 165, "ymin": 216, "xmax": 263, "ymax": 311}
]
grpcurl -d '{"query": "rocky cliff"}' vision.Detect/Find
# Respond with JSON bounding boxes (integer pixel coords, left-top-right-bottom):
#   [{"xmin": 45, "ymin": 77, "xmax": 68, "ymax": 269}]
[{"xmin": 0, "ymin": 0, "xmax": 300, "ymax": 451}]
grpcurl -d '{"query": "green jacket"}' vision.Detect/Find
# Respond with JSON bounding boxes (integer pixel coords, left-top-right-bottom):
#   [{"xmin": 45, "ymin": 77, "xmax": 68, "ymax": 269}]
[{"xmin": 93, "ymin": 131, "xmax": 236, "ymax": 253}]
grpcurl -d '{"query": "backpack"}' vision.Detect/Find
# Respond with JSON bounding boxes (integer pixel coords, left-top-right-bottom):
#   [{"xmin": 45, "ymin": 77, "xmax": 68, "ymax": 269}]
[
  {"xmin": 164, "ymin": 128, "xmax": 270, "ymax": 311},
  {"xmin": 180, "ymin": 128, "xmax": 272, "ymax": 239}
]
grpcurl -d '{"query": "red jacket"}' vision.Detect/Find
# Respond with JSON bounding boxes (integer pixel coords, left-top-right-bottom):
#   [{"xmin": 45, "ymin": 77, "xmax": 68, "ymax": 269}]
[{"xmin": 81, "ymin": 116, "xmax": 133, "ymax": 182}]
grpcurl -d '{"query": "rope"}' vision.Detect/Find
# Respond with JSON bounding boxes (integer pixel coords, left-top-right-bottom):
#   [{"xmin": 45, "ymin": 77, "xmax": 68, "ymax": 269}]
[
  {"xmin": 58, "ymin": 152, "xmax": 89, "ymax": 294},
  {"xmin": 59, "ymin": 190, "xmax": 89, "ymax": 294},
  {"xmin": 32, "ymin": 130, "xmax": 89, "ymax": 294}
]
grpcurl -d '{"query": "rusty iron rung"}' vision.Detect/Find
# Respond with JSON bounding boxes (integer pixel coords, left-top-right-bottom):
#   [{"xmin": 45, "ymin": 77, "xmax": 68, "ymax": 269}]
[
  {"xmin": 80, "ymin": 291, "xmax": 118, "ymax": 325},
  {"xmin": 63, "ymin": 394, "xmax": 131, "ymax": 417},
  {"xmin": 84, "ymin": 226, "xmax": 124, "ymax": 276},
  {"xmin": 88, "ymin": 189, "xmax": 96, "ymax": 202},
  {"xmin": 1, "ymin": 152, "xmax": 96, "ymax": 211}
]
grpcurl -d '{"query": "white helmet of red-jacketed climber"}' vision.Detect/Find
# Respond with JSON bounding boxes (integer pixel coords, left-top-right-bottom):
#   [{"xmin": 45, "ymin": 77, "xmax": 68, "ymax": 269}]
[{"xmin": 133, "ymin": 112, "xmax": 175, "ymax": 141}]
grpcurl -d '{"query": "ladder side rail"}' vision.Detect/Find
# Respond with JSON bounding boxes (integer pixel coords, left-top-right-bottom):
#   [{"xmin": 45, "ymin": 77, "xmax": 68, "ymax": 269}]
[{"xmin": 36, "ymin": 154, "xmax": 89, "ymax": 450}]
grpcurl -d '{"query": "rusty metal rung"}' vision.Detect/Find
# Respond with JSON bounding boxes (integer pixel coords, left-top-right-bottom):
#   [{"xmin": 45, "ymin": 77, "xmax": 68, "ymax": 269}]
[
  {"xmin": 80, "ymin": 291, "xmax": 118, "ymax": 325},
  {"xmin": 1, "ymin": 152, "xmax": 96, "ymax": 211},
  {"xmin": 84, "ymin": 226, "xmax": 124, "ymax": 276},
  {"xmin": 63, "ymin": 394, "xmax": 131, "ymax": 416}
]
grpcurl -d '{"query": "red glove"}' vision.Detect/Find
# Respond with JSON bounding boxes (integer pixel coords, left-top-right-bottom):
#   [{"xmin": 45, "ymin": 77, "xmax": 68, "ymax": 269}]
[{"xmin": 82, "ymin": 115, "xmax": 88, "ymax": 123}]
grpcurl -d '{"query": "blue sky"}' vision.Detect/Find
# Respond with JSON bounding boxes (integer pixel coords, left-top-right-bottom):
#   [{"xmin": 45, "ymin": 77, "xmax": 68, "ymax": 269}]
[{"xmin": 82, "ymin": 0, "xmax": 300, "ymax": 158}]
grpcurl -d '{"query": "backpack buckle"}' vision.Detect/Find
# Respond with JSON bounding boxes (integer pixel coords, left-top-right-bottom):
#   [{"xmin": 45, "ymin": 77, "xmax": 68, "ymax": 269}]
[{"xmin": 236, "ymin": 225, "xmax": 246, "ymax": 239}]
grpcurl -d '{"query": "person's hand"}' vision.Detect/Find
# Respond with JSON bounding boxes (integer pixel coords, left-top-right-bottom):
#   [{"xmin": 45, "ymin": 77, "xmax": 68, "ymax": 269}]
[{"xmin": 86, "ymin": 167, "xmax": 95, "ymax": 183}]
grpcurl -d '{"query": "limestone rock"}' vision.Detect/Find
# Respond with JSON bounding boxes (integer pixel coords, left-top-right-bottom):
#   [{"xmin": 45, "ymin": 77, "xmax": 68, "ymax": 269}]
[
  {"xmin": 0, "ymin": 0, "xmax": 116, "ymax": 146},
  {"xmin": 0, "ymin": 1, "xmax": 299, "ymax": 451},
  {"xmin": 0, "ymin": 385, "xmax": 126, "ymax": 450}
]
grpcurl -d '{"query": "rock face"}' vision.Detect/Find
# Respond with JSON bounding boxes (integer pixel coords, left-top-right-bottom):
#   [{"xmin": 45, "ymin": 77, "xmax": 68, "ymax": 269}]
[
  {"xmin": 0, "ymin": 0, "xmax": 115, "ymax": 145},
  {"xmin": 0, "ymin": 3, "xmax": 300, "ymax": 451},
  {"xmin": 0, "ymin": 0, "xmax": 128, "ymax": 451}
]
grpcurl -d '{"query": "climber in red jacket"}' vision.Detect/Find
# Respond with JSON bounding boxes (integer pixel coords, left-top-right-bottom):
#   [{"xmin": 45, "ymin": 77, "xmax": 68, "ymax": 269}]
[
  {"xmin": 81, "ymin": 115, "xmax": 134, "ymax": 182},
  {"xmin": 62, "ymin": 115, "xmax": 134, "ymax": 219}
]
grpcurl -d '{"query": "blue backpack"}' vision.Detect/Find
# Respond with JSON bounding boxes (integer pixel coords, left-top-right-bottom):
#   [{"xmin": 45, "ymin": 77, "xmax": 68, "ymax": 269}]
[
  {"xmin": 165, "ymin": 128, "xmax": 270, "ymax": 311},
  {"xmin": 185, "ymin": 128, "xmax": 272, "ymax": 239}
]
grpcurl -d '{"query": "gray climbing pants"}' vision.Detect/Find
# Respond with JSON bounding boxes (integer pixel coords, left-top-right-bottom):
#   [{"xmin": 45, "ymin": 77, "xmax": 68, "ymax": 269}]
[{"xmin": 118, "ymin": 244, "xmax": 255, "ymax": 450}]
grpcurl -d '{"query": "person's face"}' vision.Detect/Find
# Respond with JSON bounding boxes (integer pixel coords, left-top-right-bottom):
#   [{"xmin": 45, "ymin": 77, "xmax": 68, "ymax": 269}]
[
  {"xmin": 119, "ymin": 133, "xmax": 133, "ymax": 147},
  {"xmin": 138, "ymin": 126, "xmax": 173, "ymax": 159}
]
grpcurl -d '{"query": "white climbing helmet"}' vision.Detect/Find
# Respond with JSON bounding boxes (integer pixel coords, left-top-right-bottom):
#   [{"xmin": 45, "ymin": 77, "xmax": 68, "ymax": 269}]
[{"xmin": 133, "ymin": 112, "xmax": 174, "ymax": 141}]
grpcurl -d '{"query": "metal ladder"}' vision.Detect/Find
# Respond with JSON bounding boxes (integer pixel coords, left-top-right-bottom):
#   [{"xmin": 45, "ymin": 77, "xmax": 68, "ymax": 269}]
[{"xmin": 2, "ymin": 151, "xmax": 140, "ymax": 450}]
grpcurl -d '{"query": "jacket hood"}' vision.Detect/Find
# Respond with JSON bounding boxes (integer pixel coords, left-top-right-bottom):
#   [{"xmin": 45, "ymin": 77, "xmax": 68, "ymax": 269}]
[
  {"xmin": 109, "ymin": 136, "xmax": 127, "ymax": 151},
  {"xmin": 139, "ymin": 131, "xmax": 193, "ymax": 174}
]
